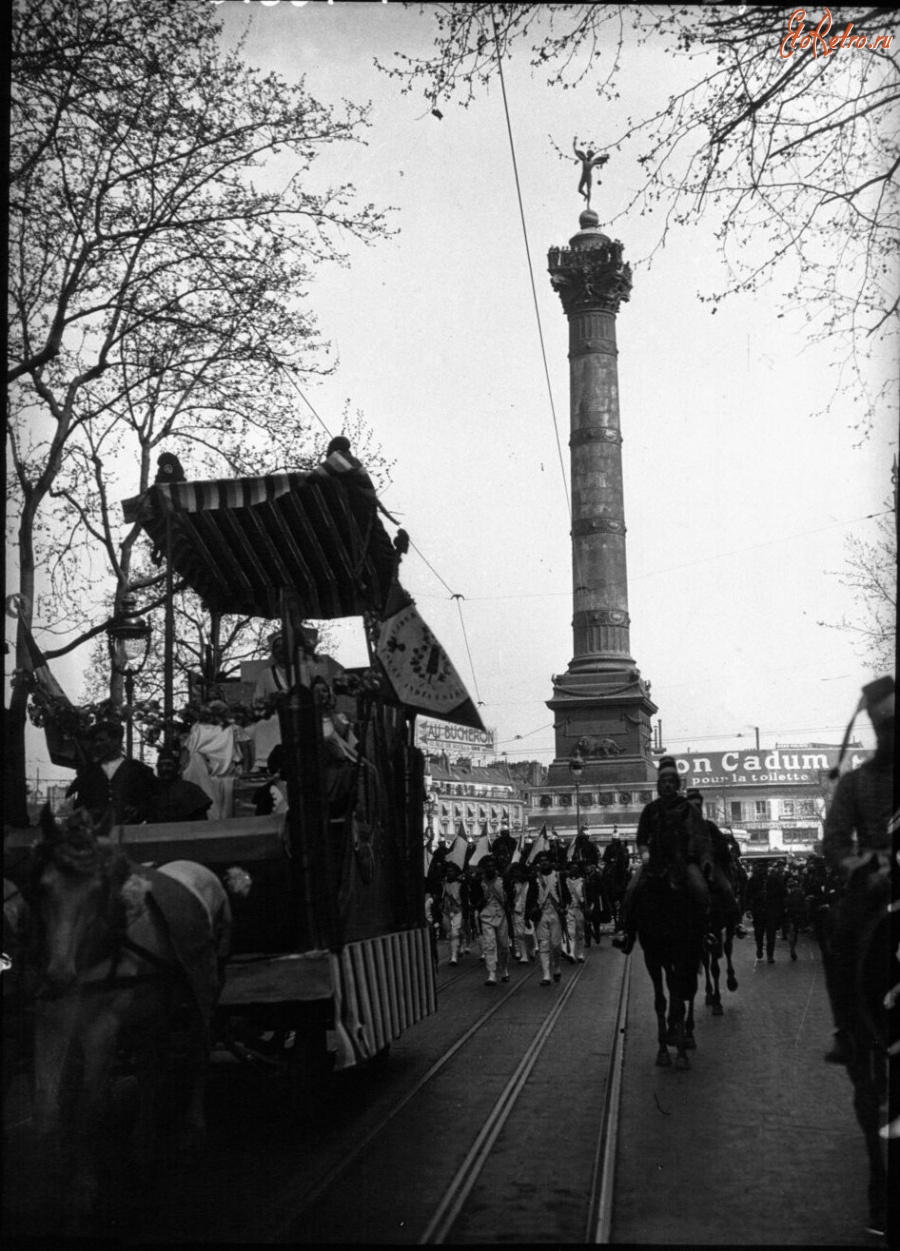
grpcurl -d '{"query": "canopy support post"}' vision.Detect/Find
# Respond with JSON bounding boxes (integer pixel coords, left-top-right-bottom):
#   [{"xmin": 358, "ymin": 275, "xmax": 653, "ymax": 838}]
[{"xmin": 164, "ymin": 513, "xmax": 175, "ymax": 749}]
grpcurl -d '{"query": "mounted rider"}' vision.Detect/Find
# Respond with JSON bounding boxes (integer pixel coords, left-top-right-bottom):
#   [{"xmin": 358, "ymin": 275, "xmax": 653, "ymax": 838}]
[
  {"xmin": 613, "ymin": 755, "xmax": 713, "ymax": 954},
  {"xmin": 571, "ymin": 826, "xmax": 599, "ymax": 868},
  {"xmin": 684, "ymin": 790, "xmax": 745, "ymax": 937},
  {"xmin": 821, "ymin": 675, "xmax": 893, "ymax": 1065}
]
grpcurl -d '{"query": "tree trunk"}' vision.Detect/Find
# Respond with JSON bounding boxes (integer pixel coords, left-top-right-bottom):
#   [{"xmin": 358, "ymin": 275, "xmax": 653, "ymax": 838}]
[{"xmin": 5, "ymin": 675, "xmax": 32, "ymax": 828}]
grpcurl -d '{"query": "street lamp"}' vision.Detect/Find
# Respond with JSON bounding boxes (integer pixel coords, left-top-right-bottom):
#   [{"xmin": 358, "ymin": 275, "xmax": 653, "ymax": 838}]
[
  {"xmin": 568, "ymin": 753, "xmax": 585, "ymax": 845},
  {"xmin": 107, "ymin": 592, "xmax": 152, "ymax": 758}
]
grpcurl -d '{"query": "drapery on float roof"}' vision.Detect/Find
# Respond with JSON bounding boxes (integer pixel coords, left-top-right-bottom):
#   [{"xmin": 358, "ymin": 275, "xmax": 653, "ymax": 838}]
[{"xmin": 122, "ymin": 452, "xmax": 399, "ymax": 620}]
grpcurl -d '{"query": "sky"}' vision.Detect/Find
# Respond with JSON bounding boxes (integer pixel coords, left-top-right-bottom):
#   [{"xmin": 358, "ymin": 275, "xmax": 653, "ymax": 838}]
[{"xmin": 12, "ymin": 1, "xmax": 897, "ymax": 780}]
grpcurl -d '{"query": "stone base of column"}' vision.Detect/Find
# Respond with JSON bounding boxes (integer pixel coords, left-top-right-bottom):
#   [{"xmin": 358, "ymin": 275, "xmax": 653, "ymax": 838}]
[{"xmin": 546, "ymin": 667, "xmax": 659, "ymax": 786}]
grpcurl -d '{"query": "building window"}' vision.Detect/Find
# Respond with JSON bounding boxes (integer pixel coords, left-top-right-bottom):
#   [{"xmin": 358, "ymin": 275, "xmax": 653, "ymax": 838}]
[
  {"xmin": 730, "ymin": 802, "xmax": 742, "ymax": 822},
  {"xmin": 782, "ymin": 800, "xmax": 795, "ymax": 817},
  {"xmin": 799, "ymin": 799, "xmax": 817, "ymax": 817},
  {"xmin": 755, "ymin": 801, "xmax": 768, "ymax": 819}
]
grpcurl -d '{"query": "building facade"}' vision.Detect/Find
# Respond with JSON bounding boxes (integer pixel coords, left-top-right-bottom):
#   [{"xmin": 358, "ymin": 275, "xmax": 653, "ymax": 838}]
[
  {"xmin": 423, "ymin": 757, "xmax": 529, "ymax": 846},
  {"xmin": 527, "ymin": 743, "xmax": 870, "ymax": 855}
]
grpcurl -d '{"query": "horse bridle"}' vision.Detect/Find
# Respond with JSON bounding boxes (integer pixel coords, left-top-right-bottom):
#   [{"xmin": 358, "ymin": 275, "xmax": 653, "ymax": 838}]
[{"xmin": 34, "ymin": 859, "xmax": 182, "ymax": 1000}]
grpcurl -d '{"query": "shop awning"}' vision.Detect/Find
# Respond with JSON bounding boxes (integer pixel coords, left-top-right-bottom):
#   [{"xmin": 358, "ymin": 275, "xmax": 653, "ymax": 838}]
[{"xmin": 123, "ymin": 458, "xmax": 397, "ymax": 620}]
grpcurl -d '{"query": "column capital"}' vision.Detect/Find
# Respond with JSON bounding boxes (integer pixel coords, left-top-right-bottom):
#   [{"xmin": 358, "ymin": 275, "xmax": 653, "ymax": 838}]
[{"xmin": 548, "ymin": 235, "xmax": 632, "ymax": 317}]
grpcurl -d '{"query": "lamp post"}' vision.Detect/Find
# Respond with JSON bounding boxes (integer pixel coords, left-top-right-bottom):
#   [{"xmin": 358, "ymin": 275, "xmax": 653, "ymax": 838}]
[
  {"xmin": 424, "ymin": 792, "xmax": 437, "ymax": 847},
  {"xmin": 568, "ymin": 753, "xmax": 584, "ymax": 845},
  {"xmin": 107, "ymin": 592, "xmax": 152, "ymax": 759}
]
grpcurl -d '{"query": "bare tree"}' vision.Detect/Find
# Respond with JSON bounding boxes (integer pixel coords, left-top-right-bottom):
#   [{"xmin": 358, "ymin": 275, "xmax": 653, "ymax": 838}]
[
  {"xmin": 818, "ymin": 501, "xmax": 898, "ymax": 671},
  {"xmin": 6, "ymin": 0, "xmax": 394, "ymax": 822},
  {"xmin": 380, "ymin": 4, "xmax": 898, "ymax": 435}
]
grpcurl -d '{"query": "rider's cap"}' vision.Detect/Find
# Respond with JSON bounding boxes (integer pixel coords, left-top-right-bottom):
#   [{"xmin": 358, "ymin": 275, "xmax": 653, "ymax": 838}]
[
  {"xmin": 685, "ymin": 788, "xmax": 703, "ymax": 804},
  {"xmin": 862, "ymin": 675, "xmax": 894, "ymax": 725},
  {"xmin": 830, "ymin": 674, "xmax": 894, "ymax": 777},
  {"xmin": 657, "ymin": 755, "xmax": 680, "ymax": 781}
]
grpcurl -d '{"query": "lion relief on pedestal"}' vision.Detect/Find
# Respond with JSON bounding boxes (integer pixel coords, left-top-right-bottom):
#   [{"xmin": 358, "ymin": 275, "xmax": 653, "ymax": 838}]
[{"xmin": 574, "ymin": 735, "xmax": 623, "ymax": 759}]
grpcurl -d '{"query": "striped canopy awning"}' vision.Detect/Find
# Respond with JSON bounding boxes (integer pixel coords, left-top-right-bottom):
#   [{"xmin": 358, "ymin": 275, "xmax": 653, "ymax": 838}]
[{"xmin": 122, "ymin": 459, "xmax": 398, "ymax": 619}]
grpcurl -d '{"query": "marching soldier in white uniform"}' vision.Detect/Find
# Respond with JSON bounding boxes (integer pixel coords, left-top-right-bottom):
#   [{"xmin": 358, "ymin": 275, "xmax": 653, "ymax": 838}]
[
  {"xmin": 527, "ymin": 853, "xmax": 571, "ymax": 986},
  {"xmin": 565, "ymin": 862, "xmax": 587, "ymax": 963},
  {"xmin": 470, "ymin": 856, "xmax": 510, "ymax": 985}
]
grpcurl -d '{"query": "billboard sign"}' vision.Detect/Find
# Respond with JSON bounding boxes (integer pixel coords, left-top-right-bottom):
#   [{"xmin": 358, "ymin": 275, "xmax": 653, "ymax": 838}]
[
  {"xmin": 666, "ymin": 747, "xmax": 871, "ymax": 788},
  {"xmin": 417, "ymin": 718, "xmax": 496, "ymax": 760}
]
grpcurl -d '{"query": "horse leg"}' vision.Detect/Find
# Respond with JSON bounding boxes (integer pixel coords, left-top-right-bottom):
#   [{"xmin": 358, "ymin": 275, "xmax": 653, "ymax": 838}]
[
  {"xmin": 710, "ymin": 948, "xmax": 724, "ymax": 1016},
  {"xmin": 176, "ymin": 1018, "xmax": 211, "ymax": 1162},
  {"xmin": 724, "ymin": 927, "xmax": 738, "ymax": 991},
  {"xmin": 67, "ymin": 1011, "xmax": 120, "ymax": 1227},
  {"xmin": 702, "ymin": 949, "xmax": 714, "ymax": 1004},
  {"xmin": 667, "ymin": 978, "xmax": 690, "ymax": 1069},
  {"xmin": 647, "ymin": 960, "xmax": 671, "ymax": 1066},
  {"xmin": 847, "ymin": 1052, "xmax": 888, "ymax": 1234},
  {"xmin": 32, "ymin": 997, "xmax": 79, "ymax": 1145},
  {"xmin": 684, "ymin": 993, "xmax": 697, "ymax": 1049}
]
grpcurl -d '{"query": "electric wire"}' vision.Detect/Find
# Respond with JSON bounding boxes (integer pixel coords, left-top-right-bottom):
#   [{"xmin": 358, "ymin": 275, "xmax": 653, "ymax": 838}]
[
  {"xmin": 453, "ymin": 593, "xmax": 483, "ymax": 707},
  {"xmin": 278, "ymin": 366, "xmax": 334, "ymax": 440},
  {"xmin": 490, "ymin": 6, "xmax": 570, "ymax": 522}
]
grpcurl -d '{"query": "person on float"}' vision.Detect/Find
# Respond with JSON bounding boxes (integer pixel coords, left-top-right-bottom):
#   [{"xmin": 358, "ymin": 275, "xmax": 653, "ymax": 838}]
[
  {"xmin": 250, "ymin": 631, "xmax": 289, "ymax": 770},
  {"xmin": 65, "ymin": 720, "xmax": 157, "ymax": 824},
  {"xmin": 469, "ymin": 855, "xmax": 511, "ymax": 985},
  {"xmin": 820, "ymin": 675, "xmax": 893, "ymax": 1066},
  {"xmin": 181, "ymin": 700, "xmax": 249, "ymax": 821},
  {"xmin": 148, "ymin": 748, "xmax": 212, "ymax": 823},
  {"xmin": 613, "ymin": 755, "xmax": 712, "ymax": 955},
  {"xmin": 526, "ymin": 851, "xmax": 571, "ymax": 986}
]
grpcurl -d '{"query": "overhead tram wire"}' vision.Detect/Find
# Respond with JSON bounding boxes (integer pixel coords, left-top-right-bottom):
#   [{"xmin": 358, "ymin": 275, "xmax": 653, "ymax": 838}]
[
  {"xmin": 490, "ymin": 6, "xmax": 571, "ymax": 522},
  {"xmin": 453, "ymin": 593, "xmax": 484, "ymax": 708}
]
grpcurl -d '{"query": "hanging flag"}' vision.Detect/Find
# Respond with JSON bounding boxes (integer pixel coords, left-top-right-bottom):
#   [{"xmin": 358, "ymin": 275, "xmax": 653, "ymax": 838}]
[
  {"xmin": 510, "ymin": 831, "xmax": 527, "ymax": 865},
  {"xmin": 424, "ymin": 845, "xmax": 433, "ymax": 876},
  {"xmin": 447, "ymin": 826, "xmax": 469, "ymax": 870},
  {"xmin": 17, "ymin": 621, "xmax": 87, "ymax": 768},
  {"xmin": 469, "ymin": 828, "xmax": 493, "ymax": 866},
  {"xmin": 375, "ymin": 594, "xmax": 485, "ymax": 731},
  {"xmin": 527, "ymin": 824, "xmax": 550, "ymax": 865}
]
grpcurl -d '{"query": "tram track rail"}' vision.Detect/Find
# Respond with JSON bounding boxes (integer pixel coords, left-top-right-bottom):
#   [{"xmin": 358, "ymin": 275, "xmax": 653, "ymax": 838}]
[{"xmin": 267, "ymin": 949, "xmax": 632, "ymax": 1245}]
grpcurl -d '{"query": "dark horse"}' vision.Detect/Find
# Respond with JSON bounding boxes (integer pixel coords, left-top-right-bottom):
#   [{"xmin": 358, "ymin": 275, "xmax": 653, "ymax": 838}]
[
  {"xmin": 26, "ymin": 806, "xmax": 231, "ymax": 1230},
  {"xmin": 701, "ymin": 885, "xmax": 739, "ymax": 1017},
  {"xmin": 634, "ymin": 867, "xmax": 704, "ymax": 1069},
  {"xmin": 601, "ymin": 852, "xmax": 630, "ymax": 932}
]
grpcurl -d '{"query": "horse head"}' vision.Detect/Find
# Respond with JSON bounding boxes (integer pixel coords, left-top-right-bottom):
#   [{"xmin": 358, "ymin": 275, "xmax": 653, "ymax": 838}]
[{"xmin": 34, "ymin": 804, "xmax": 129, "ymax": 993}]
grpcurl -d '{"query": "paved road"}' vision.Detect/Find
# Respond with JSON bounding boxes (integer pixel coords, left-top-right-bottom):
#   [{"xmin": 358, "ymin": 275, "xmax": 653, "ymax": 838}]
[
  {"xmin": 2, "ymin": 927, "xmax": 888, "ymax": 1244},
  {"xmin": 613, "ymin": 928, "xmax": 885, "ymax": 1245}
]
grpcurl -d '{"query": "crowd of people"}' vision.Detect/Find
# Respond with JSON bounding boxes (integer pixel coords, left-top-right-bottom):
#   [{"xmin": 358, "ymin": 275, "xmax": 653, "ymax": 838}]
[{"xmin": 424, "ymin": 826, "xmax": 635, "ymax": 987}]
